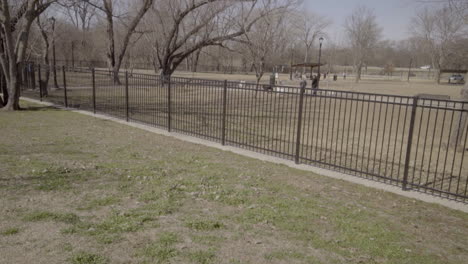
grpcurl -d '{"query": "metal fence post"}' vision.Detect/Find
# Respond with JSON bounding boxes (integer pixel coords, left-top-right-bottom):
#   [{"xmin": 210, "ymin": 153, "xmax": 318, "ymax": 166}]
[
  {"xmin": 125, "ymin": 71, "xmax": 129, "ymax": 122},
  {"xmin": 32, "ymin": 62, "xmax": 36, "ymax": 90},
  {"xmin": 167, "ymin": 76, "xmax": 172, "ymax": 132},
  {"xmin": 38, "ymin": 64, "xmax": 42, "ymax": 101},
  {"xmin": 222, "ymin": 80, "xmax": 228, "ymax": 145},
  {"xmin": 295, "ymin": 82, "xmax": 307, "ymax": 164},
  {"xmin": 402, "ymin": 96, "xmax": 418, "ymax": 190},
  {"xmin": 92, "ymin": 68, "xmax": 96, "ymax": 114},
  {"xmin": 62, "ymin": 66, "xmax": 68, "ymax": 107}
]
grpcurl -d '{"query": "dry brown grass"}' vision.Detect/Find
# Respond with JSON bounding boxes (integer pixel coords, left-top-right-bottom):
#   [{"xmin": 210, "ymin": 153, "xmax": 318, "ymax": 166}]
[{"xmin": 1, "ymin": 101, "xmax": 467, "ymax": 263}]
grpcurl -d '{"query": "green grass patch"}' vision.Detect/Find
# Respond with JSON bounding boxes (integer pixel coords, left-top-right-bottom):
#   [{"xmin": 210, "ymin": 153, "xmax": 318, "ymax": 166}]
[
  {"xmin": 264, "ymin": 250, "xmax": 318, "ymax": 262},
  {"xmin": 23, "ymin": 211, "xmax": 80, "ymax": 224},
  {"xmin": 140, "ymin": 232, "xmax": 180, "ymax": 263},
  {"xmin": 187, "ymin": 249, "xmax": 216, "ymax": 264},
  {"xmin": 62, "ymin": 209, "xmax": 158, "ymax": 244},
  {"xmin": 1, "ymin": 227, "xmax": 20, "ymax": 236},
  {"xmin": 79, "ymin": 196, "xmax": 121, "ymax": 210},
  {"xmin": 70, "ymin": 251, "xmax": 108, "ymax": 264}
]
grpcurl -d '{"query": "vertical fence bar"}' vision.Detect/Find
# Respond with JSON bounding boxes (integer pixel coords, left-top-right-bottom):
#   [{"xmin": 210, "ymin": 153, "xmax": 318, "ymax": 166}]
[
  {"xmin": 62, "ymin": 66, "xmax": 68, "ymax": 107},
  {"xmin": 125, "ymin": 71, "xmax": 129, "ymax": 122},
  {"xmin": 402, "ymin": 96, "xmax": 418, "ymax": 190},
  {"xmin": 295, "ymin": 82, "xmax": 306, "ymax": 164},
  {"xmin": 167, "ymin": 76, "xmax": 172, "ymax": 132},
  {"xmin": 38, "ymin": 64, "xmax": 42, "ymax": 101},
  {"xmin": 92, "ymin": 68, "xmax": 96, "ymax": 114},
  {"xmin": 222, "ymin": 80, "xmax": 228, "ymax": 145}
]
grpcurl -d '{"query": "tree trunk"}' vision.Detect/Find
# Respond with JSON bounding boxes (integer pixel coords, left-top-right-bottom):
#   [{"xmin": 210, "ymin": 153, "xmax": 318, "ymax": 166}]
[
  {"xmin": 0, "ymin": 71, "xmax": 8, "ymax": 106},
  {"xmin": 42, "ymin": 41, "xmax": 51, "ymax": 96},
  {"xmin": 303, "ymin": 48, "xmax": 309, "ymax": 75},
  {"xmin": 159, "ymin": 64, "xmax": 175, "ymax": 80},
  {"xmin": 112, "ymin": 62, "xmax": 122, "ymax": 85},
  {"xmin": 192, "ymin": 49, "xmax": 202, "ymax": 73},
  {"xmin": 355, "ymin": 61, "xmax": 363, "ymax": 83},
  {"xmin": 3, "ymin": 74, "xmax": 21, "ymax": 111}
]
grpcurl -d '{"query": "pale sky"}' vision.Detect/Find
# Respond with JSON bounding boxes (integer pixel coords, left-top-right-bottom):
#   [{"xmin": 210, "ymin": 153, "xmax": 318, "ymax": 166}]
[{"xmin": 304, "ymin": 0, "xmax": 418, "ymax": 43}]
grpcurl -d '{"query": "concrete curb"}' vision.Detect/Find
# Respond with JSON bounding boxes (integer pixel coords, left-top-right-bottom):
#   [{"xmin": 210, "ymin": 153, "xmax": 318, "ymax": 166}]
[{"xmin": 21, "ymin": 97, "xmax": 468, "ymax": 213}]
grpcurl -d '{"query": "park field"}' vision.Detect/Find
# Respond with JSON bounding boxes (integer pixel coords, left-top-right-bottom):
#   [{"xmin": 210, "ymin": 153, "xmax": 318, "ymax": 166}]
[
  {"xmin": 130, "ymin": 69, "xmax": 466, "ymax": 100},
  {"xmin": 0, "ymin": 101, "xmax": 467, "ymax": 264}
]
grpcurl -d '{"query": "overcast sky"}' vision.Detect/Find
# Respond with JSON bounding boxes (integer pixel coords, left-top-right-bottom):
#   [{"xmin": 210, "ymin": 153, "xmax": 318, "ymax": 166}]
[{"xmin": 304, "ymin": 0, "xmax": 418, "ymax": 43}]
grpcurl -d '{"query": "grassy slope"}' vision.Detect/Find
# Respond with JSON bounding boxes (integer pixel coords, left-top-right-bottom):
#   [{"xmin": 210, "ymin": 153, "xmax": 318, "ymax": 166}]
[{"xmin": 0, "ymin": 101, "xmax": 467, "ymax": 264}]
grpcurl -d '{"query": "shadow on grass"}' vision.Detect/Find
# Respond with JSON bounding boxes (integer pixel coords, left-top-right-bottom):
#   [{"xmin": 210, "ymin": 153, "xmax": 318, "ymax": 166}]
[{"xmin": 20, "ymin": 106, "xmax": 58, "ymax": 111}]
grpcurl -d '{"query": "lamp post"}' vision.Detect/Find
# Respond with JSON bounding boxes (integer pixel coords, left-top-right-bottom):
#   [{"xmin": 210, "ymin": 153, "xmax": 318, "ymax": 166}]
[{"xmin": 317, "ymin": 37, "xmax": 324, "ymax": 88}]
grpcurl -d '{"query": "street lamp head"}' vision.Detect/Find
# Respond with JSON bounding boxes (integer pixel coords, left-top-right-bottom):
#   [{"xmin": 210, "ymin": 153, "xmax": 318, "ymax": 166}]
[
  {"xmin": 49, "ymin": 16, "xmax": 55, "ymax": 22},
  {"xmin": 319, "ymin": 37, "xmax": 324, "ymax": 44}
]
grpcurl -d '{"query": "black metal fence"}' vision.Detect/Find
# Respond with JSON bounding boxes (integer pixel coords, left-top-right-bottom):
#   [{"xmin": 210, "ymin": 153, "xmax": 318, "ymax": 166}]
[{"xmin": 19, "ymin": 63, "xmax": 468, "ymax": 203}]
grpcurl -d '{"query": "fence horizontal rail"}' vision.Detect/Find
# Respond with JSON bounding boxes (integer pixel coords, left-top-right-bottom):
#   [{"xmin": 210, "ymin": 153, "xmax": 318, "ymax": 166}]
[{"xmin": 19, "ymin": 62, "xmax": 468, "ymax": 203}]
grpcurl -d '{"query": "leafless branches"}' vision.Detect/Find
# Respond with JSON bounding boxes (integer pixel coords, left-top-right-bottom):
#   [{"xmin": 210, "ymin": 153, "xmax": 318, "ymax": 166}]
[{"xmin": 344, "ymin": 6, "xmax": 382, "ymax": 83}]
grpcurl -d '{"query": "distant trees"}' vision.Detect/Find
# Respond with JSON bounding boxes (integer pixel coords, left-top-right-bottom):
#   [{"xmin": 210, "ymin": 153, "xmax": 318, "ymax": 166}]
[
  {"xmin": 410, "ymin": 3, "xmax": 466, "ymax": 82},
  {"xmin": 344, "ymin": 6, "xmax": 382, "ymax": 83},
  {"xmin": 4, "ymin": 0, "xmax": 468, "ymax": 111}
]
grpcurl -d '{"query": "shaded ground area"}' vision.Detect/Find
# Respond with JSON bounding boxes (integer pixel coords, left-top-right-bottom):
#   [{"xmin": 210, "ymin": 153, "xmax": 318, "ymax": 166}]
[{"xmin": 0, "ymin": 101, "xmax": 467, "ymax": 264}]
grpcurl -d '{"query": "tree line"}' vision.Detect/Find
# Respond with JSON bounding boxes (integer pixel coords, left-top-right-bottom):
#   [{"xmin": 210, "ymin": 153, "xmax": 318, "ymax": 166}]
[{"xmin": 1, "ymin": 0, "xmax": 467, "ymax": 110}]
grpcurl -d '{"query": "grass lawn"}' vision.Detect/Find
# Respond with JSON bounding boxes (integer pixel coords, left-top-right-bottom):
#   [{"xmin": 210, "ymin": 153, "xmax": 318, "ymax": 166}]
[{"xmin": 0, "ymin": 101, "xmax": 467, "ymax": 264}]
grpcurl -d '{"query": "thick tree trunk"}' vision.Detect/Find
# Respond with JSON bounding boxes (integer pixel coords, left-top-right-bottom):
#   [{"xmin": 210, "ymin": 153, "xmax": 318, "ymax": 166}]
[
  {"xmin": 0, "ymin": 72, "xmax": 8, "ymax": 106},
  {"xmin": 3, "ymin": 75, "xmax": 21, "ymax": 111},
  {"xmin": 159, "ymin": 65, "xmax": 175, "ymax": 79},
  {"xmin": 42, "ymin": 44, "xmax": 50, "ymax": 96},
  {"xmin": 112, "ymin": 61, "xmax": 122, "ymax": 85}
]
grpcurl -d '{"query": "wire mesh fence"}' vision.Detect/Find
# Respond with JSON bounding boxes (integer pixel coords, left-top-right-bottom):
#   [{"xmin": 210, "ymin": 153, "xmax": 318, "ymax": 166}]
[{"xmin": 19, "ymin": 62, "xmax": 468, "ymax": 202}]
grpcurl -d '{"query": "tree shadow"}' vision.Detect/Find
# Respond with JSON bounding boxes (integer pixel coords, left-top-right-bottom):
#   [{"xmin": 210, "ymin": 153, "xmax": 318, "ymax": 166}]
[{"xmin": 20, "ymin": 106, "xmax": 59, "ymax": 112}]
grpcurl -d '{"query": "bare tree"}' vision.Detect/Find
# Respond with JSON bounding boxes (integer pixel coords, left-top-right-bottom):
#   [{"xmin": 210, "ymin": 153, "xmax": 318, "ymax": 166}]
[
  {"xmin": 292, "ymin": 10, "xmax": 330, "ymax": 70},
  {"xmin": 142, "ymin": 0, "xmax": 299, "ymax": 79},
  {"xmin": 0, "ymin": 0, "xmax": 56, "ymax": 110},
  {"xmin": 36, "ymin": 13, "xmax": 53, "ymax": 95},
  {"xmin": 410, "ymin": 5, "xmax": 465, "ymax": 82},
  {"xmin": 344, "ymin": 6, "xmax": 382, "ymax": 83},
  {"xmin": 83, "ymin": 0, "xmax": 153, "ymax": 83},
  {"xmin": 242, "ymin": 11, "xmax": 289, "ymax": 90},
  {"xmin": 62, "ymin": 0, "xmax": 97, "ymax": 32}
]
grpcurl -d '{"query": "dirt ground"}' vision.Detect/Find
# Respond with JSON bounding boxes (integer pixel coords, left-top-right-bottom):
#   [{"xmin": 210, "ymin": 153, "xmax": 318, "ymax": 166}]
[
  {"xmin": 133, "ymin": 69, "xmax": 466, "ymax": 100},
  {"xmin": 1, "ymin": 101, "xmax": 467, "ymax": 264}
]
